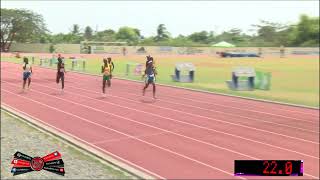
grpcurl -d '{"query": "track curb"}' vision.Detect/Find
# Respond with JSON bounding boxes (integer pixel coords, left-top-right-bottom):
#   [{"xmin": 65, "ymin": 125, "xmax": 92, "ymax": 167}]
[{"xmin": 1, "ymin": 104, "xmax": 155, "ymax": 180}]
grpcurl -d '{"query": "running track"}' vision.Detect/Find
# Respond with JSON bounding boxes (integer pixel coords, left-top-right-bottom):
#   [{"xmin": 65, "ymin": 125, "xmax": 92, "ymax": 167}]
[{"xmin": 1, "ymin": 62, "xmax": 319, "ymax": 179}]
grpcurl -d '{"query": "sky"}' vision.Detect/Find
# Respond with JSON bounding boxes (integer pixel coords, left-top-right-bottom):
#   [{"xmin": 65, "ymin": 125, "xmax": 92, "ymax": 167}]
[{"xmin": 1, "ymin": 1, "xmax": 319, "ymax": 37}]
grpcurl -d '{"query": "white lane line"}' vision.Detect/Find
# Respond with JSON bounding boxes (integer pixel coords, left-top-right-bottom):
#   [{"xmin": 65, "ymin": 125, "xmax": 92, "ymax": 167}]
[
  {"xmin": 52, "ymin": 63, "xmax": 319, "ymax": 118},
  {"xmin": 119, "ymin": 90, "xmax": 319, "ymax": 133},
  {"xmin": 1, "ymin": 89, "xmax": 246, "ymax": 179},
  {"xmin": 2, "ymin": 81, "xmax": 260, "ymax": 160},
  {"xmin": 4, "ymin": 70, "xmax": 319, "ymax": 143},
  {"xmin": 1, "ymin": 103, "xmax": 165, "ymax": 180},
  {"xmin": 3, "ymin": 62, "xmax": 320, "ymax": 179},
  {"xmin": 92, "ymin": 131, "xmax": 172, "ymax": 145},
  {"xmin": 4, "ymin": 60, "xmax": 320, "ymax": 116},
  {"xmin": 3, "ymin": 80, "xmax": 319, "ymax": 159}
]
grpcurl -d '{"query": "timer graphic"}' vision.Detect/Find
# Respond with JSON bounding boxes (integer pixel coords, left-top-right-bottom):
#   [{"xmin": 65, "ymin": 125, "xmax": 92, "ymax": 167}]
[{"xmin": 234, "ymin": 160, "xmax": 303, "ymax": 176}]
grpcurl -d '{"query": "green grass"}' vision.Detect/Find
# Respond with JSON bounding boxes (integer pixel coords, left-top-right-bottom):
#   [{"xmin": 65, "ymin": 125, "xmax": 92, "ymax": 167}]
[{"xmin": 1, "ymin": 55, "xmax": 319, "ymax": 107}]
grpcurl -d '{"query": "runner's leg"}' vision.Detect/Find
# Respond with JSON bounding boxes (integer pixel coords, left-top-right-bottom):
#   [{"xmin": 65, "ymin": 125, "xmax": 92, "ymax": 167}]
[
  {"xmin": 152, "ymin": 82, "xmax": 156, "ymax": 98},
  {"xmin": 22, "ymin": 79, "xmax": 26, "ymax": 90},
  {"xmin": 143, "ymin": 82, "xmax": 149, "ymax": 96},
  {"xmin": 102, "ymin": 78, "xmax": 106, "ymax": 94},
  {"xmin": 27, "ymin": 77, "xmax": 31, "ymax": 88},
  {"xmin": 107, "ymin": 79, "xmax": 111, "ymax": 87},
  {"xmin": 61, "ymin": 73, "xmax": 64, "ymax": 89},
  {"xmin": 56, "ymin": 72, "xmax": 60, "ymax": 84}
]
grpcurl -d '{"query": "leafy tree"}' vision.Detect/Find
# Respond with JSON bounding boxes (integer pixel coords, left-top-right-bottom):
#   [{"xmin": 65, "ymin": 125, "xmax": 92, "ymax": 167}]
[
  {"xmin": 38, "ymin": 33, "xmax": 53, "ymax": 43},
  {"xmin": 155, "ymin": 24, "xmax": 170, "ymax": 41},
  {"xmin": 93, "ymin": 29, "xmax": 116, "ymax": 41},
  {"xmin": 116, "ymin": 27, "xmax": 141, "ymax": 45},
  {"xmin": 251, "ymin": 20, "xmax": 288, "ymax": 46},
  {"xmin": 49, "ymin": 44, "xmax": 55, "ymax": 53},
  {"xmin": 188, "ymin": 31, "xmax": 209, "ymax": 43},
  {"xmin": 71, "ymin": 24, "xmax": 80, "ymax": 35},
  {"xmin": 2, "ymin": 9, "xmax": 318, "ymax": 48},
  {"xmin": 84, "ymin": 26, "xmax": 93, "ymax": 40},
  {"xmin": 290, "ymin": 15, "xmax": 319, "ymax": 46},
  {"xmin": 0, "ymin": 8, "xmax": 47, "ymax": 51}
]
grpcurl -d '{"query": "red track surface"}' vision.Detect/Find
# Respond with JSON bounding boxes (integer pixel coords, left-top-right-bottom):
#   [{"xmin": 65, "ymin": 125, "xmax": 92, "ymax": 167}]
[{"xmin": 1, "ymin": 62, "xmax": 319, "ymax": 179}]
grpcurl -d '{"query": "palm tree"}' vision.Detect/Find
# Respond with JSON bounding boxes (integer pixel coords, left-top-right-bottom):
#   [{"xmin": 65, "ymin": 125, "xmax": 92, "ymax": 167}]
[{"xmin": 156, "ymin": 24, "xmax": 170, "ymax": 41}]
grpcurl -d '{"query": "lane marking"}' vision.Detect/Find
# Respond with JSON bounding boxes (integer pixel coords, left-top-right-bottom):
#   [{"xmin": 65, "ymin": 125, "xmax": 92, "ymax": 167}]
[
  {"xmin": 92, "ymin": 131, "xmax": 176, "ymax": 145},
  {"xmin": 2, "ymin": 60, "xmax": 319, "ymax": 113},
  {"xmin": 117, "ymin": 90, "xmax": 319, "ymax": 133},
  {"xmin": 1, "ymin": 89, "xmax": 246, "ymax": 179},
  {"xmin": 2, "ymin": 81, "xmax": 261, "ymax": 160},
  {"xmin": 48, "ymin": 61, "xmax": 320, "ymax": 117},
  {"xmin": 2, "ymin": 80, "xmax": 319, "ymax": 160},
  {"xmin": 1, "ymin": 103, "xmax": 164, "ymax": 180},
  {"xmin": 4, "ymin": 70, "xmax": 319, "ymax": 143},
  {"xmin": 4, "ymin": 61, "xmax": 318, "ymax": 120}
]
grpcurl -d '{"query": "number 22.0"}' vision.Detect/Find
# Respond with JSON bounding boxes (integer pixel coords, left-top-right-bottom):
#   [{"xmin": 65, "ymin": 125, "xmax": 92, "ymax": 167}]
[{"xmin": 263, "ymin": 161, "xmax": 277, "ymax": 174}]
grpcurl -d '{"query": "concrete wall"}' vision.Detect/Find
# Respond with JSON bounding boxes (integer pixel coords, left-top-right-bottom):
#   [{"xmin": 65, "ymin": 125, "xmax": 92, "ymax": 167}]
[
  {"xmin": 10, "ymin": 43, "xmax": 50, "ymax": 53},
  {"xmin": 10, "ymin": 43, "xmax": 80, "ymax": 54}
]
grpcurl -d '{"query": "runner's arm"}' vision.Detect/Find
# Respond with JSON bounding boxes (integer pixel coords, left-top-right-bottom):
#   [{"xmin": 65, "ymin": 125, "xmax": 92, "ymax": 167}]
[
  {"xmin": 154, "ymin": 67, "xmax": 158, "ymax": 75},
  {"xmin": 111, "ymin": 62, "xmax": 115, "ymax": 72},
  {"xmin": 141, "ymin": 69, "xmax": 146, "ymax": 79},
  {"xmin": 63, "ymin": 64, "xmax": 67, "ymax": 74}
]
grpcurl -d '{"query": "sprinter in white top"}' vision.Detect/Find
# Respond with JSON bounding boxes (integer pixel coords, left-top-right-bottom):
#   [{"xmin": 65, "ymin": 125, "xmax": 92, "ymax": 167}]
[{"xmin": 22, "ymin": 57, "xmax": 33, "ymax": 91}]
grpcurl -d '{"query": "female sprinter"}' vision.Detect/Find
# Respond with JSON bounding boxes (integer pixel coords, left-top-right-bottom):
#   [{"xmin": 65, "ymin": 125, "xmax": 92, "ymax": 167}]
[
  {"xmin": 56, "ymin": 54, "xmax": 66, "ymax": 93},
  {"xmin": 22, "ymin": 57, "xmax": 33, "ymax": 91},
  {"xmin": 142, "ymin": 61, "xmax": 157, "ymax": 99},
  {"xmin": 101, "ymin": 58, "xmax": 112, "ymax": 97},
  {"xmin": 107, "ymin": 57, "xmax": 115, "ymax": 79},
  {"xmin": 145, "ymin": 55, "xmax": 156, "ymax": 73},
  {"xmin": 145, "ymin": 55, "xmax": 153, "ymax": 67}
]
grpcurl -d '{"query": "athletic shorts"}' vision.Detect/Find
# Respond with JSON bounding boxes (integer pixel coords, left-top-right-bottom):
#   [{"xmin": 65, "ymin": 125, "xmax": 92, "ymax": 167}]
[
  {"xmin": 145, "ymin": 74, "xmax": 155, "ymax": 83},
  {"xmin": 57, "ymin": 72, "xmax": 64, "ymax": 79},
  {"xmin": 23, "ymin": 72, "xmax": 31, "ymax": 80},
  {"xmin": 103, "ymin": 75, "xmax": 110, "ymax": 81}
]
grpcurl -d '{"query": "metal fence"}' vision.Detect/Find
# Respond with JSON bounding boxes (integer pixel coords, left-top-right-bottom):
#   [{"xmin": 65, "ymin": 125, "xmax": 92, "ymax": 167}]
[{"xmin": 8, "ymin": 43, "xmax": 319, "ymax": 56}]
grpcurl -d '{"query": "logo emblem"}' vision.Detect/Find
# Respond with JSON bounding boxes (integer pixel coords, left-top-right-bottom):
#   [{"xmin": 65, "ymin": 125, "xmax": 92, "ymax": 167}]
[
  {"xmin": 11, "ymin": 151, "xmax": 65, "ymax": 176},
  {"xmin": 30, "ymin": 157, "xmax": 44, "ymax": 171}
]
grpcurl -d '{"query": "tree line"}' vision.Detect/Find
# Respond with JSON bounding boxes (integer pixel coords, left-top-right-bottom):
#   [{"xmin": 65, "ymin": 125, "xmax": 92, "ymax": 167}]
[{"xmin": 1, "ymin": 8, "xmax": 319, "ymax": 52}]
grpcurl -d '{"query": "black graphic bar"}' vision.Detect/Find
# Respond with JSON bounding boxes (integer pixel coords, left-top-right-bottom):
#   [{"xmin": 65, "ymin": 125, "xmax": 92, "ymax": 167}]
[
  {"xmin": 43, "ymin": 166, "xmax": 65, "ymax": 176},
  {"xmin": 44, "ymin": 159, "xmax": 64, "ymax": 168},
  {"xmin": 11, "ymin": 167, "xmax": 33, "ymax": 176},
  {"xmin": 13, "ymin": 152, "xmax": 32, "ymax": 161}
]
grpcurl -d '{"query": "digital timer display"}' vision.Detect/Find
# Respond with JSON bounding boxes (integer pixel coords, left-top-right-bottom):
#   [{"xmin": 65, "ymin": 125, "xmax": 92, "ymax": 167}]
[{"xmin": 234, "ymin": 160, "xmax": 303, "ymax": 176}]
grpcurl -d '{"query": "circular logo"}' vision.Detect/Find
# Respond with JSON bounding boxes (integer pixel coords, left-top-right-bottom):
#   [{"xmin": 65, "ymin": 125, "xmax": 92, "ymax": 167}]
[{"xmin": 30, "ymin": 157, "xmax": 44, "ymax": 171}]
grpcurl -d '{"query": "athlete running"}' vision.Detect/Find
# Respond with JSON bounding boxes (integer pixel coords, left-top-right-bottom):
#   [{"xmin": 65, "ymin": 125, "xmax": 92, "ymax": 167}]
[
  {"xmin": 56, "ymin": 54, "xmax": 66, "ymax": 93},
  {"xmin": 142, "ymin": 60, "xmax": 157, "ymax": 99},
  {"xmin": 107, "ymin": 57, "xmax": 115, "ymax": 79},
  {"xmin": 22, "ymin": 57, "xmax": 33, "ymax": 91},
  {"xmin": 101, "ymin": 58, "xmax": 112, "ymax": 97}
]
